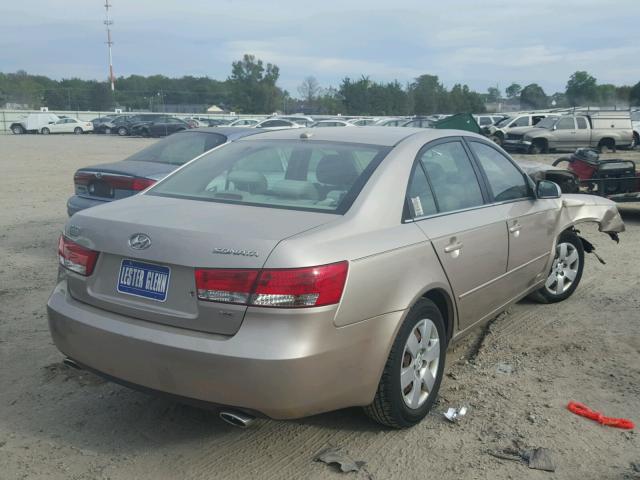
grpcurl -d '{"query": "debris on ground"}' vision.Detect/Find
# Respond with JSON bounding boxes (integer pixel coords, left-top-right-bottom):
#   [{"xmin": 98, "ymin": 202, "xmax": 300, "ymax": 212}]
[
  {"xmin": 567, "ymin": 401, "xmax": 635, "ymax": 429},
  {"xmin": 444, "ymin": 406, "xmax": 468, "ymax": 423},
  {"xmin": 523, "ymin": 448, "xmax": 556, "ymax": 472},
  {"xmin": 489, "ymin": 446, "xmax": 556, "ymax": 472},
  {"xmin": 314, "ymin": 446, "xmax": 366, "ymax": 474},
  {"xmin": 496, "ymin": 363, "xmax": 513, "ymax": 375}
]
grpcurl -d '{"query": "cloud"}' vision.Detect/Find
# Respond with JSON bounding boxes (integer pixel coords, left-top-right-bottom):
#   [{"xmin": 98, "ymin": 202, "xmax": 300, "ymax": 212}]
[{"xmin": 0, "ymin": 0, "xmax": 638, "ymax": 95}]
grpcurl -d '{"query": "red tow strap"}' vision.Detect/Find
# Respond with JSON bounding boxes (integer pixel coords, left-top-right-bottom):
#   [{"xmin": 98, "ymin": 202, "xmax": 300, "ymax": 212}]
[{"xmin": 567, "ymin": 401, "xmax": 635, "ymax": 430}]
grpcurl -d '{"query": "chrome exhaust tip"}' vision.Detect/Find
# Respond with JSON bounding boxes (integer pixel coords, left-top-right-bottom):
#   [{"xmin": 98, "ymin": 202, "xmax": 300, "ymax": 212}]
[
  {"xmin": 219, "ymin": 410, "xmax": 255, "ymax": 428},
  {"xmin": 63, "ymin": 357, "xmax": 82, "ymax": 370}
]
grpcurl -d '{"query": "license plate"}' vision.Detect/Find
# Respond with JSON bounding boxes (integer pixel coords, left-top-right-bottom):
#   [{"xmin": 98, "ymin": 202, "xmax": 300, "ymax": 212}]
[{"xmin": 117, "ymin": 259, "xmax": 171, "ymax": 302}]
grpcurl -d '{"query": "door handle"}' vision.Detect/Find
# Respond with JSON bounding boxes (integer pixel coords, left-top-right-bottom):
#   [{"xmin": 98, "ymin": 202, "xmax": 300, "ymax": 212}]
[
  {"xmin": 508, "ymin": 224, "xmax": 521, "ymax": 233},
  {"xmin": 444, "ymin": 241, "xmax": 463, "ymax": 253}
]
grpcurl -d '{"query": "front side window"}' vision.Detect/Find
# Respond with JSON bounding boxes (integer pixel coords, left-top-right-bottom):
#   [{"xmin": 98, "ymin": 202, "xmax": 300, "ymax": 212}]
[
  {"xmin": 557, "ymin": 117, "xmax": 576, "ymax": 130},
  {"xmin": 419, "ymin": 141, "xmax": 484, "ymax": 213},
  {"xmin": 469, "ymin": 142, "xmax": 529, "ymax": 202},
  {"xmin": 149, "ymin": 140, "xmax": 389, "ymax": 213},
  {"xmin": 512, "ymin": 116, "xmax": 530, "ymax": 127}
]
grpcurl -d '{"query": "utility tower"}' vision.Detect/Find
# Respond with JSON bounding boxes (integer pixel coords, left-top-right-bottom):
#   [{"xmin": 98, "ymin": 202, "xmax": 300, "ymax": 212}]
[{"xmin": 104, "ymin": 1, "xmax": 115, "ymax": 91}]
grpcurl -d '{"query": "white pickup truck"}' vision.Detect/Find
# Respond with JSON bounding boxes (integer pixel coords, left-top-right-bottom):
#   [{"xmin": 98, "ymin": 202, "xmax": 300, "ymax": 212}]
[{"xmin": 10, "ymin": 113, "xmax": 60, "ymax": 134}]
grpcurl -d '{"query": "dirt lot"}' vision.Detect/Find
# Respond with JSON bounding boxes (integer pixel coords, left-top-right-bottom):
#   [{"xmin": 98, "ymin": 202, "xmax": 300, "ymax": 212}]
[{"xmin": 1, "ymin": 135, "xmax": 639, "ymax": 480}]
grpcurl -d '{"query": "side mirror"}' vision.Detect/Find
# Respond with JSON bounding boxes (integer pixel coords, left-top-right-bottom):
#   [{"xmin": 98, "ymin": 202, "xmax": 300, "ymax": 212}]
[
  {"xmin": 552, "ymin": 125, "xmax": 557, "ymax": 130},
  {"xmin": 536, "ymin": 180, "xmax": 561, "ymax": 199}
]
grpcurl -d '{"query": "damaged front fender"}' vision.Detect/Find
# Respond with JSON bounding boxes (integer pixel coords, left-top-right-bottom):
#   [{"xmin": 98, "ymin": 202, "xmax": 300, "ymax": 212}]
[{"xmin": 557, "ymin": 194, "xmax": 625, "ymax": 240}]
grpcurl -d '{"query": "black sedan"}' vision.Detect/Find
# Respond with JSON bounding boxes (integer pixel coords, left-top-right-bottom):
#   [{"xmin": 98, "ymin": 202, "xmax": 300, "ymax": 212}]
[
  {"xmin": 130, "ymin": 116, "xmax": 191, "ymax": 137},
  {"xmin": 67, "ymin": 127, "xmax": 259, "ymax": 216}
]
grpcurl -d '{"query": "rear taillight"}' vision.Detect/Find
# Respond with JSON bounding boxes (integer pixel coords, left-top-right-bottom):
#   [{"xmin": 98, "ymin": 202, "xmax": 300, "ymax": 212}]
[
  {"xmin": 195, "ymin": 269, "xmax": 259, "ymax": 304},
  {"xmin": 195, "ymin": 261, "xmax": 348, "ymax": 308},
  {"xmin": 130, "ymin": 177, "xmax": 157, "ymax": 191},
  {"xmin": 58, "ymin": 236, "xmax": 99, "ymax": 276},
  {"xmin": 74, "ymin": 171, "xmax": 156, "ymax": 191}
]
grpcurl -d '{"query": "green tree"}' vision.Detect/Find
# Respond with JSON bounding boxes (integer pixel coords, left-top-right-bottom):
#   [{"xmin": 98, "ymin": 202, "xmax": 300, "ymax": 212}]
[
  {"xmin": 520, "ymin": 83, "xmax": 548, "ymax": 109},
  {"xmin": 486, "ymin": 86, "xmax": 501, "ymax": 103},
  {"xmin": 410, "ymin": 74, "xmax": 446, "ymax": 115},
  {"xmin": 629, "ymin": 81, "xmax": 640, "ymax": 106},
  {"xmin": 565, "ymin": 71, "xmax": 598, "ymax": 106},
  {"xmin": 228, "ymin": 54, "xmax": 281, "ymax": 113},
  {"xmin": 505, "ymin": 83, "xmax": 521, "ymax": 99}
]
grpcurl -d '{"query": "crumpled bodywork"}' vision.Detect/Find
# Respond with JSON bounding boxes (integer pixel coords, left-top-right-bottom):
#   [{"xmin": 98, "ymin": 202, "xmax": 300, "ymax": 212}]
[{"xmin": 557, "ymin": 194, "xmax": 625, "ymax": 237}]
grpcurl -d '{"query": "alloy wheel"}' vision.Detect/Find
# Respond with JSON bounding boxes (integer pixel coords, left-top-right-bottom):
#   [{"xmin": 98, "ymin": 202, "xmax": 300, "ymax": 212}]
[
  {"xmin": 545, "ymin": 242, "xmax": 580, "ymax": 295},
  {"xmin": 401, "ymin": 318, "xmax": 440, "ymax": 409}
]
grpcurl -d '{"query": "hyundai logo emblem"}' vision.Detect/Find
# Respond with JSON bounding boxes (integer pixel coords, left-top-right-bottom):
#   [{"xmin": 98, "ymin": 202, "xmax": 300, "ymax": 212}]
[{"xmin": 129, "ymin": 233, "xmax": 152, "ymax": 250}]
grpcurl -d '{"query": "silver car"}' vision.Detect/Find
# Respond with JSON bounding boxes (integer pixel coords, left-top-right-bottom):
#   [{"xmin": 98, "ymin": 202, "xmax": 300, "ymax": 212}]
[{"xmin": 48, "ymin": 127, "xmax": 624, "ymax": 428}]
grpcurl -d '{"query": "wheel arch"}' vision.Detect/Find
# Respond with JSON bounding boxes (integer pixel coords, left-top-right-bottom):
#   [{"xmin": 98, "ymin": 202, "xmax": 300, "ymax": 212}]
[{"xmin": 420, "ymin": 288, "xmax": 456, "ymax": 342}]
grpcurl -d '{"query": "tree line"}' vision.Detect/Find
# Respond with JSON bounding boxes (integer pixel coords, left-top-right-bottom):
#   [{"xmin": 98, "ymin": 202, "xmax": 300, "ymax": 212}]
[{"xmin": 1, "ymin": 56, "xmax": 639, "ymax": 115}]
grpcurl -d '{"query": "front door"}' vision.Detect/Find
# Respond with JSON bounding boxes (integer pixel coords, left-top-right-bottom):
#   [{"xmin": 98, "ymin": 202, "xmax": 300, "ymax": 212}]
[
  {"xmin": 407, "ymin": 139, "xmax": 510, "ymax": 331},
  {"xmin": 466, "ymin": 140, "xmax": 557, "ymax": 298}
]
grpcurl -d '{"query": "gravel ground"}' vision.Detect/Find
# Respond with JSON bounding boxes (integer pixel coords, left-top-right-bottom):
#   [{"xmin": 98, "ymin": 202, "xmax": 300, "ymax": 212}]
[{"xmin": 1, "ymin": 135, "xmax": 639, "ymax": 480}]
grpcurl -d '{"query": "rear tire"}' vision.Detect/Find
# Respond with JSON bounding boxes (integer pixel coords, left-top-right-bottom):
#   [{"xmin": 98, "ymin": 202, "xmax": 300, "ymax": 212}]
[
  {"xmin": 41, "ymin": 127, "xmax": 50, "ymax": 135},
  {"xmin": 531, "ymin": 230, "xmax": 584, "ymax": 304},
  {"xmin": 74, "ymin": 127, "xmax": 83, "ymax": 134},
  {"xmin": 490, "ymin": 134, "xmax": 502, "ymax": 146},
  {"xmin": 632, "ymin": 132, "xmax": 639, "ymax": 150},
  {"xmin": 364, "ymin": 298, "xmax": 446, "ymax": 428},
  {"xmin": 598, "ymin": 138, "xmax": 615, "ymax": 153},
  {"xmin": 11, "ymin": 125, "xmax": 24, "ymax": 134}
]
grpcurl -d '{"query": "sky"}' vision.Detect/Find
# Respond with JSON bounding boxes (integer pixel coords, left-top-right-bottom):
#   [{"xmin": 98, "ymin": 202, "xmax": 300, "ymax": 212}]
[{"xmin": 1, "ymin": 0, "xmax": 639, "ymax": 97}]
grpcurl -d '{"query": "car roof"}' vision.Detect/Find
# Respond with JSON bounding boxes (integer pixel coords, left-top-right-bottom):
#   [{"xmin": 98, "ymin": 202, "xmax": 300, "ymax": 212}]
[
  {"xmin": 188, "ymin": 126, "xmax": 263, "ymax": 140},
  {"xmin": 237, "ymin": 126, "xmax": 486, "ymax": 147}
]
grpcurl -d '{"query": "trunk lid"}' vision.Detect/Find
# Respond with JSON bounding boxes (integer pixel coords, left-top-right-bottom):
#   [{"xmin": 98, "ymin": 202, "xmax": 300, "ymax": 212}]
[
  {"xmin": 65, "ymin": 194, "xmax": 335, "ymax": 335},
  {"xmin": 74, "ymin": 161, "xmax": 176, "ymax": 200}
]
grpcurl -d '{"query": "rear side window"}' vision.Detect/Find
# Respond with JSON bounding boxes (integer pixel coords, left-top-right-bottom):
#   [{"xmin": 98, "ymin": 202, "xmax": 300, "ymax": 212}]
[
  {"xmin": 126, "ymin": 132, "xmax": 225, "ymax": 165},
  {"xmin": 419, "ymin": 141, "xmax": 484, "ymax": 213},
  {"xmin": 576, "ymin": 117, "xmax": 588, "ymax": 129},
  {"xmin": 406, "ymin": 165, "xmax": 437, "ymax": 218},
  {"xmin": 469, "ymin": 142, "xmax": 530, "ymax": 202},
  {"xmin": 149, "ymin": 140, "xmax": 389, "ymax": 214}
]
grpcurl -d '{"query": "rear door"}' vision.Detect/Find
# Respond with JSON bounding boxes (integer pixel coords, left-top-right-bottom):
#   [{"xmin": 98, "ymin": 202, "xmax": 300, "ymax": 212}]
[
  {"xmin": 407, "ymin": 139, "xmax": 510, "ymax": 331},
  {"xmin": 555, "ymin": 116, "xmax": 578, "ymax": 149},
  {"xmin": 467, "ymin": 139, "xmax": 556, "ymax": 298}
]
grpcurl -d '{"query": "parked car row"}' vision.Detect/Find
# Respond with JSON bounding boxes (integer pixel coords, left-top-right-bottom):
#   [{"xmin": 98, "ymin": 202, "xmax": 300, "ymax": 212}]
[{"xmin": 10, "ymin": 113, "xmax": 93, "ymax": 134}]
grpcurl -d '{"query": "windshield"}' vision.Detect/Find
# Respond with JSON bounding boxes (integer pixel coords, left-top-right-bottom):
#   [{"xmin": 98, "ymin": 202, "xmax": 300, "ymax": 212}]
[
  {"xmin": 126, "ymin": 131, "xmax": 226, "ymax": 165},
  {"xmin": 535, "ymin": 116, "xmax": 559, "ymax": 128},
  {"xmin": 148, "ymin": 140, "xmax": 390, "ymax": 213},
  {"xmin": 495, "ymin": 116, "xmax": 513, "ymax": 127}
]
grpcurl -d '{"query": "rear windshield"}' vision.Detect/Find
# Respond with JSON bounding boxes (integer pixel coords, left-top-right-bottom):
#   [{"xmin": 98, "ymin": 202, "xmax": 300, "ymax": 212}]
[
  {"xmin": 126, "ymin": 131, "xmax": 226, "ymax": 165},
  {"xmin": 148, "ymin": 140, "xmax": 390, "ymax": 214}
]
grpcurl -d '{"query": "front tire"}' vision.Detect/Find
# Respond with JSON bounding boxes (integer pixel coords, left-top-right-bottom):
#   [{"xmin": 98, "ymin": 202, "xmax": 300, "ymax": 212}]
[
  {"xmin": 41, "ymin": 127, "xmax": 50, "ymax": 135},
  {"xmin": 364, "ymin": 299, "xmax": 446, "ymax": 428},
  {"xmin": 532, "ymin": 230, "xmax": 584, "ymax": 303},
  {"xmin": 74, "ymin": 127, "xmax": 83, "ymax": 134},
  {"xmin": 117, "ymin": 127, "xmax": 128, "ymax": 136},
  {"xmin": 11, "ymin": 125, "xmax": 24, "ymax": 134}
]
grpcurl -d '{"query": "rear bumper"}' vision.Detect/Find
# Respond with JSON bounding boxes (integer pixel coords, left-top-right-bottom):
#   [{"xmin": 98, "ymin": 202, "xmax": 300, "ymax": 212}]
[
  {"xmin": 67, "ymin": 195, "xmax": 111, "ymax": 217},
  {"xmin": 47, "ymin": 281, "xmax": 402, "ymax": 419}
]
